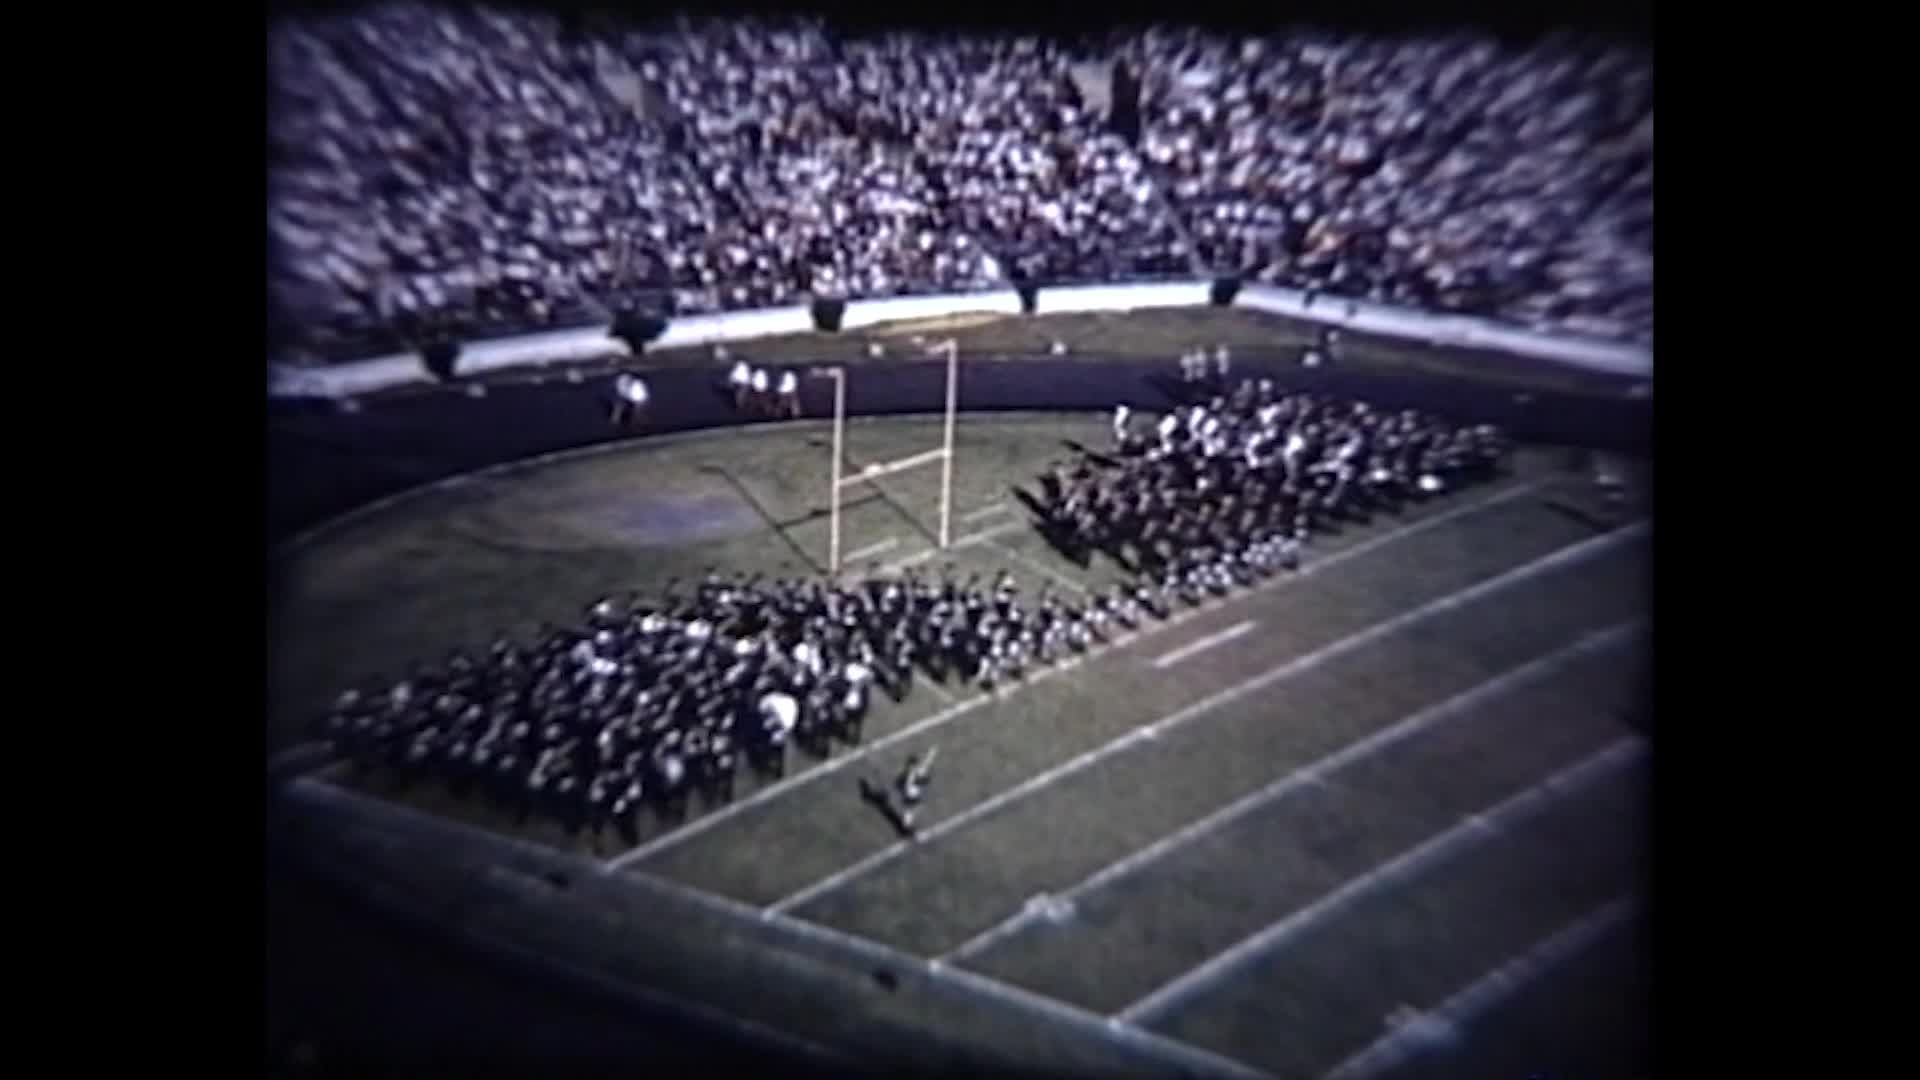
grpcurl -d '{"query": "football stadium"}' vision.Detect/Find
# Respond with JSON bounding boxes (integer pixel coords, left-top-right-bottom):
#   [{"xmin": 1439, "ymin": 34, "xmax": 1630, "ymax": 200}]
[{"xmin": 267, "ymin": 6, "xmax": 1652, "ymax": 1078}]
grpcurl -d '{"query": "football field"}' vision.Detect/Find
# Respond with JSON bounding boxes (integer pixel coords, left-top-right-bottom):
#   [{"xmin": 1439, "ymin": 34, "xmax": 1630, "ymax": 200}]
[{"xmin": 271, "ymin": 410, "xmax": 1650, "ymax": 1078}]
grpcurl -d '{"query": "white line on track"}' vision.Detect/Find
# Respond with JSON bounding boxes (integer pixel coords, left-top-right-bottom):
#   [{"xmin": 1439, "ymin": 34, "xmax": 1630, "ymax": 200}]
[
  {"xmin": 1152, "ymin": 620, "xmax": 1259, "ymax": 669},
  {"xmin": 984, "ymin": 537, "xmax": 1091, "ymax": 595},
  {"xmin": 1113, "ymin": 737, "xmax": 1647, "ymax": 1026},
  {"xmin": 914, "ymin": 673, "xmax": 959, "ymax": 705},
  {"xmin": 1321, "ymin": 897, "xmax": 1638, "ymax": 1080},
  {"xmin": 600, "ymin": 479, "xmax": 1552, "ymax": 871},
  {"xmin": 284, "ymin": 776, "xmax": 1271, "ymax": 1080},
  {"xmin": 844, "ymin": 536, "xmax": 900, "ymax": 563},
  {"xmin": 941, "ymin": 621, "xmax": 1645, "ymax": 964},
  {"xmin": 961, "ymin": 502, "xmax": 1014, "ymax": 523},
  {"xmin": 619, "ymin": 863, "xmax": 1277, "ymax": 1080},
  {"xmin": 767, "ymin": 525, "xmax": 1647, "ymax": 916},
  {"xmin": 882, "ymin": 519, "xmax": 1026, "ymax": 573}
]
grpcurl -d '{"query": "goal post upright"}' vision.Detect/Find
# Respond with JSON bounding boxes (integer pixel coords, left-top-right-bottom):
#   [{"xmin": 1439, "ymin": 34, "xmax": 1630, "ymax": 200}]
[
  {"xmin": 810, "ymin": 337, "xmax": 960, "ymax": 576},
  {"xmin": 939, "ymin": 337, "xmax": 958, "ymax": 548}
]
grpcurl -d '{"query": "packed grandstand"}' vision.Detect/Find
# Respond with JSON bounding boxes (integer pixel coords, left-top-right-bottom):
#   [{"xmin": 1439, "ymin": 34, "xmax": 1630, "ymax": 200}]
[{"xmin": 266, "ymin": 7, "xmax": 1652, "ymax": 365}]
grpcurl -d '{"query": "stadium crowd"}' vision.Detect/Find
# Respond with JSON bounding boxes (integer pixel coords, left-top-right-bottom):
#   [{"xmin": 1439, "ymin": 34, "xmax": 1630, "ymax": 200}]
[
  {"xmin": 269, "ymin": 7, "xmax": 1651, "ymax": 361},
  {"xmin": 316, "ymin": 379, "xmax": 1511, "ymax": 840}
]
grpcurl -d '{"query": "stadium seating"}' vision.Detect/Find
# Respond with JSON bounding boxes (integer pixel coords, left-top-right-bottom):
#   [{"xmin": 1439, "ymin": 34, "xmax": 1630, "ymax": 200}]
[{"xmin": 268, "ymin": 10, "xmax": 1651, "ymax": 364}]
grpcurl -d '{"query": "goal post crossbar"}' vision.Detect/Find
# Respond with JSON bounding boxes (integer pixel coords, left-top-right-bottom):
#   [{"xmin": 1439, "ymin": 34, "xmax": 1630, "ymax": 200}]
[
  {"xmin": 837, "ymin": 447, "xmax": 948, "ymax": 488},
  {"xmin": 812, "ymin": 340, "xmax": 960, "ymax": 574}
]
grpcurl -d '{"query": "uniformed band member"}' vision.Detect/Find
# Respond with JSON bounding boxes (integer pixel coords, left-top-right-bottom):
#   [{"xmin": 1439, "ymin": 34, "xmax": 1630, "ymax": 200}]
[
  {"xmin": 749, "ymin": 366, "xmax": 771, "ymax": 415},
  {"xmin": 1178, "ymin": 348, "xmax": 1206, "ymax": 384},
  {"xmin": 314, "ymin": 382, "xmax": 1510, "ymax": 847},
  {"xmin": 728, "ymin": 359, "xmax": 753, "ymax": 410},
  {"xmin": 776, "ymin": 369, "xmax": 802, "ymax": 419},
  {"xmin": 1031, "ymin": 378, "xmax": 1509, "ymax": 583},
  {"xmin": 313, "ymin": 560, "xmax": 1125, "ymax": 845},
  {"xmin": 894, "ymin": 747, "xmax": 936, "ymax": 828},
  {"xmin": 610, "ymin": 371, "xmax": 651, "ymax": 428}
]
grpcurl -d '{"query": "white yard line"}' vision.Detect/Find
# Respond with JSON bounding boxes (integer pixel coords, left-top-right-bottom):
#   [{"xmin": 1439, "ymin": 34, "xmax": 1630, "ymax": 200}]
[
  {"xmin": 766, "ymin": 525, "xmax": 1646, "ymax": 917},
  {"xmin": 914, "ymin": 674, "xmax": 959, "ymax": 705},
  {"xmin": 1322, "ymin": 897, "xmax": 1638, "ymax": 1080},
  {"xmin": 1152, "ymin": 620, "xmax": 1259, "ymax": 669},
  {"xmin": 984, "ymin": 537, "xmax": 1092, "ymax": 595},
  {"xmin": 629, "ymin": 869, "xmax": 1275, "ymax": 1080},
  {"xmin": 1114, "ymin": 738, "xmax": 1647, "ymax": 1026},
  {"xmin": 941, "ymin": 621, "xmax": 1644, "ymax": 964},
  {"xmin": 843, "ymin": 536, "xmax": 900, "ymax": 563},
  {"xmin": 961, "ymin": 502, "xmax": 1014, "ymax": 523},
  {"xmin": 284, "ymin": 777, "xmax": 1270, "ymax": 1080},
  {"xmin": 882, "ymin": 519, "xmax": 1026, "ymax": 573},
  {"xmin": 601, "ymin": 478, "xmax": 1557, "ymax": 872}
]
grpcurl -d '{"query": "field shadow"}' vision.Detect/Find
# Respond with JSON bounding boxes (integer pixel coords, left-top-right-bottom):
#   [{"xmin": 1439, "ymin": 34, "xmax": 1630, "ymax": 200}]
[
  {"xmin": 801, "ymin": 436, "xmax": 943, "ymax": 549},
  {"xmin": 697, "ymin": 463, "xmax": 826, "ymax": 574}
]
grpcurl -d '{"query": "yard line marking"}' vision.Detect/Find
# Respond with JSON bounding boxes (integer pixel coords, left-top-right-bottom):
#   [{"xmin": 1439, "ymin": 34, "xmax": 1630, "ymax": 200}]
[
  {"xmin": 290, "ymin": 778, "xmax": 1269, "ymax": 1080},
  {"xmin": 618, "ymin": 867, "xmax": 1276, "ymax": 1080},
  {"xmin": 883, "ymin": 519, "xmax": 1027, "ymax": 572},
  {"xmin": 600, "ymin": 477, "xmax": 1553, "ymax": 872},
  {"xmin": 767, "ymin": 525, "xmax": 1647, "ymax": 917},
  {"xmin": 984, "ymin": 537, "xmax": 1092, "ymax": 595},
  {"xmin": 1152, "ymin": 620, "xmax": 1259, "ymax": 669},
  {"xmin": 914, "ymin": 674, "xmax": 959, "ymax": 705},
  {"xmin": 961, "ymin": 502, "xmax": 1014, "ymax": 523},
  {"xmin": 1322, "ymin": 897, "xmax": 1638, "ymax": 1080},
  {"xmin": 942, "ymin": 621, "xmax": 1645, "ymax": 964},
  {"xmin": 1114, "ymin": 738, "xmax": 1647, "ymax": 1026},
  {"xmin": 844, "ymin": 536, "xmax": 900, "ymax": 563}
]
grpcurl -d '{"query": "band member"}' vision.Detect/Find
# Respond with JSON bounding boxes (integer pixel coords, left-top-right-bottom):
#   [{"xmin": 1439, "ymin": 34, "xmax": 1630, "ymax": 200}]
[
  {"xmin": 895, "ymin": 747, "xmax": 936, "ymax": 828},
  {"xmin": 728, "ymin": 359, "xmax": 753, "ymax": 410},
  {"xmin": 610, "ymin": 371, "xmax": 651, "ymax": 428},
  {"xmin": 776, "ymin": 368, "xmax": 802, "ymax": 418},
  {"xmin": 749, "ymin": 366, "xmax": 771, "ymax": 416}
]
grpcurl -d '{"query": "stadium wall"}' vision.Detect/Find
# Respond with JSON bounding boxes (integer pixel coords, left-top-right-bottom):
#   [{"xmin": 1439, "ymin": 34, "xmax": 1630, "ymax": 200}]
[
  {"xmin": 268, "ymin": 281, "xmax": 1653, "ymax": 401},
  {"xmin": 268, "ymin": 353, "xmax": 1651, "ymax": 548}
]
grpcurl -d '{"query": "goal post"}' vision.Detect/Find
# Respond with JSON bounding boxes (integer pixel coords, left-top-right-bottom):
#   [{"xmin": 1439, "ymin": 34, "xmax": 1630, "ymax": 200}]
[{"xmin": 811, "ymin": 338, "xmax": 960, "ymax": 574}]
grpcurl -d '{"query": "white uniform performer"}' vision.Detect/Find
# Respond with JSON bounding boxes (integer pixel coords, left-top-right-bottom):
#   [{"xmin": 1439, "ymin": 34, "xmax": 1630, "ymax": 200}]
[
  {"xmin": 728, "ymin": 360, "xmax": 752, "ymax": 410},
  {"xmin": 749, "ymin": 367, "xmax": 771, "ymax": 416},
  {"xmin": 1112, "ymin": 404, "xmax": 1132, "ymax": 445},
  {"xmin": 759, "ymin": 692, "xmax": 798, "ymax": 743},
  {"xmin": 776, "ymin": 369, "xmax": 801, "ymax": 418},
  {"xmin": 611, "ymin": 372, "xmax": 651, "ymax": 427}
]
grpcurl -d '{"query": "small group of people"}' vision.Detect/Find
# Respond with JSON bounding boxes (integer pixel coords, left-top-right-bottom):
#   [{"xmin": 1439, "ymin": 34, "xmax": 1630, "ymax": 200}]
[{"xmin": 726, "ymin": 357, "xmax": 804, "ymax": 419}]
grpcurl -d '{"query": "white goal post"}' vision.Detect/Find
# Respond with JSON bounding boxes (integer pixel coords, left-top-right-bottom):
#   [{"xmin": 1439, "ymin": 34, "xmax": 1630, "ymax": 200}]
[{"xmin": 811, "ymin": 338, "xmax": 959, "ymax": 574}]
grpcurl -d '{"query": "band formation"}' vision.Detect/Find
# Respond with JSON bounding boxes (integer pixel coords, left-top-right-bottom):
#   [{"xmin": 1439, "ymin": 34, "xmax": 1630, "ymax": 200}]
[{"xmin": 315, "ymin": 374, "xmax": 1509, "ymax": 843}]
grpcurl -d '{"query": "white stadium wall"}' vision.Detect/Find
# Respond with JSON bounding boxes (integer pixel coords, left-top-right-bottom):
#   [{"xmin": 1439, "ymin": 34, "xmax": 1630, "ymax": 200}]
[
  {"xmin": 651, "ymin": 305, "xmax": 816, "ymax": 351},
  {"xmin": 270, "ymin": 280, "xmax": 1654, "ymax": 400},
  {"xmin": 1034, "ymin": 281, "xmax": 1215, "ymax": 314},
  {"xmin": 838, "ymin": 291, "xmax": 1025, "ymax": 330}
]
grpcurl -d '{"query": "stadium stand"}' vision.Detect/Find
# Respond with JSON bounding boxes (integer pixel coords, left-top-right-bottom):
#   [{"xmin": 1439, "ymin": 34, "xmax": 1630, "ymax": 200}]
[{"xmin": 267, "ymin": 9, "xmax": 1651, "ymax": 365}]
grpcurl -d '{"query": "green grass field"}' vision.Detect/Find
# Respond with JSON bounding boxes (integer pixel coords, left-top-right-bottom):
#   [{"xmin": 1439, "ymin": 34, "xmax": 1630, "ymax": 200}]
[{"xmin": 271, "ymin": 410, "xmax": 1650, "ymax": 1078}]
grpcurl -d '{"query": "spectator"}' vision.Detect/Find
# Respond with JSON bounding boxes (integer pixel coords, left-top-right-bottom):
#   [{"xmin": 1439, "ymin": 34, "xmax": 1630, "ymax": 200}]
[{"xmin": 268, "ymin": 10, "xmax": 1651, "ymax": 363}]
